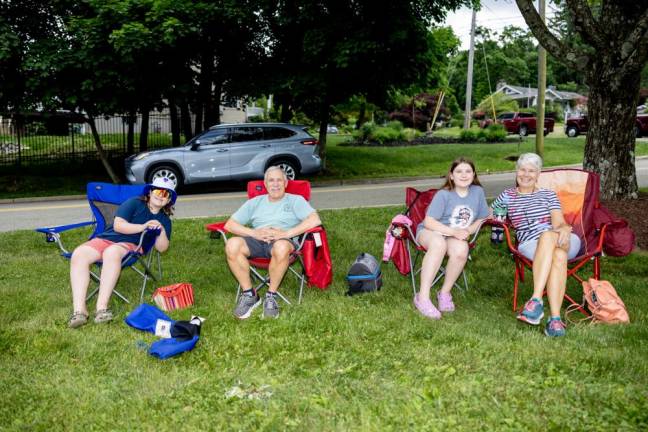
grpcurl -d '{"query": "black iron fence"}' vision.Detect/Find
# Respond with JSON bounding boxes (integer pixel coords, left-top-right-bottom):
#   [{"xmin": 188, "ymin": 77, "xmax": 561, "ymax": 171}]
[{"xmin": 0, "ymin": 113, "xmax": 180, "ymax": 167}]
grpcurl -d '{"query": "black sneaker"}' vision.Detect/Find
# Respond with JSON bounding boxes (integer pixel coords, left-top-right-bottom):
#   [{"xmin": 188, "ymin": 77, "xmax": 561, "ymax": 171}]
[
  {"xmin": 263, "ymin": 294, "xmax": 280, "ymax": 319},
  {"xmin": 234, "ymin": 291, "xmax": 261, "ymax": 319}
]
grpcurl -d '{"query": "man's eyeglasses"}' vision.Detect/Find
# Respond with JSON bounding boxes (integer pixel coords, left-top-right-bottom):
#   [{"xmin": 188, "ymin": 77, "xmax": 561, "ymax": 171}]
[{"xmin": 152, "ymin": 188, "xmax": 170, "ymax": 199}]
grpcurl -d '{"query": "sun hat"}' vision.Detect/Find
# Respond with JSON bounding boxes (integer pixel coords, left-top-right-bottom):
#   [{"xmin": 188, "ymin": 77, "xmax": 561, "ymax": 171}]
[{"xmin": 143, "ymin": 177, "xmax": 177, "ymax": 204}]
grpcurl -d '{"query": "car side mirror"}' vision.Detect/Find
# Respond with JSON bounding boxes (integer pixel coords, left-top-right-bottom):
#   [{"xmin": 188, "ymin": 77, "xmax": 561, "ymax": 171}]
[{"xmin": 191, "ymin": 140, "xmax": 201, "ymax": 150}]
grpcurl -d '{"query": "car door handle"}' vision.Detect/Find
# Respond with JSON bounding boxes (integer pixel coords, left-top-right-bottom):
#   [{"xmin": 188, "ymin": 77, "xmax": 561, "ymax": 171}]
[
  {"xmin": 261, "ymin": 144, "xmax": 271, "ymax": 148},
  {"xmin": 217, "ymin": 149, "xmax": 228, "ymax": 152}
]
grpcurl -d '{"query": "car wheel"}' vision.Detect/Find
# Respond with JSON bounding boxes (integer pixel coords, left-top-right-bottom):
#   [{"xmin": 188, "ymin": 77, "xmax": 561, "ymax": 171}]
[
  {"xmin": 275, "ymin": 160, "xmax": 297, "ymax": 180},
  {"xmin": 147, "ymin": 165, "xmax": 181, "ymax": 189},
  {"xmin": 519, "ymin": 124, "xmax": 528, "ymax": 137},
  {"xmin": 566, "ymin": 126, "xmax": 578, "ymax": 137}
]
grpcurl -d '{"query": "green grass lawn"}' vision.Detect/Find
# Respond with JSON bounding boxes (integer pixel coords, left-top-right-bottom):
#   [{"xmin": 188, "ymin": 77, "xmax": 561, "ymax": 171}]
[
  {"xmin": 323, "ymin": 134, "xmax": 648, "ymax": 180},
  {"xmin": 1, "ymin": 207, "xmax": 647, "ymax": 430}
]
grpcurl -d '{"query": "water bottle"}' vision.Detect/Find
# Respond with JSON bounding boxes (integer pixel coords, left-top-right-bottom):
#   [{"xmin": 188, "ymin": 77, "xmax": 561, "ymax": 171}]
[{"xmin": 491, "ymin": 205, "xmax": 507, "ymax": 244}]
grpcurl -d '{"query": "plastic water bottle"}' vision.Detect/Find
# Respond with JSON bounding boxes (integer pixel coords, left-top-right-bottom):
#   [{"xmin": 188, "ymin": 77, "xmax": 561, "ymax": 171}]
[{"xmin": 491, "ymin": 205, "xmax": 507, "ymax": 244}]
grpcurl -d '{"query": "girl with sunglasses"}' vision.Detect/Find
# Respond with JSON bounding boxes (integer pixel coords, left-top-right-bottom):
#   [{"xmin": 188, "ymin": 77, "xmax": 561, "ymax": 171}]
[{"xmin": 67, "ymin": 177, "xmax": 176, "ymax": 328}]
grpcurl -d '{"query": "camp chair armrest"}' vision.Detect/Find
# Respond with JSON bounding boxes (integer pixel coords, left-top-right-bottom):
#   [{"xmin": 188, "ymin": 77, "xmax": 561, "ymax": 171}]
[
  {"xmin": 468, "ymin": 219, "xmax": 487, "ymax": 245},
  {"xmin": 136, "ymin": 227, "xmax": 162, "ymax": 251},
  {"xmin": 206, "ymin": 221, "xmax": 229, "ymax": 240},
  {"xmin": 594, "ymin": 221, "xmax": 612, "ymax": 251},
  {"xmin": 295, "ymin": 225, "xmax": 325, "ymax": 250},
  {"xmin": 36, "ymin": 221, "xmax": 97, "ymax": 255},
  {"xmin": 35, "ymin": 220, "xmax": 96, "ymax": 235}
]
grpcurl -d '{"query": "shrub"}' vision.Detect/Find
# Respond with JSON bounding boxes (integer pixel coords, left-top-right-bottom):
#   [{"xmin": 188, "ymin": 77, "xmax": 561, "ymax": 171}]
[
  {"xmin": 353, "ymin": 122, "xmax": 377, "ymax": 142},
  {"xmin": 386, "ymin": 120, "xmax": 404, "ymax": 131},
  {"xmin": 486, "ymin": 124, "xmax": 507, "ymax": 142},
  {"xmin": 402, "ymin": 128, "xmax": 421, "ymax": 141},
  {"xmin": 372, "ymin": 126, "xmax": 401, "ymax": 144},
  {"xmin": 459, "ymin": 129, "xmax": 478, "ymax": 141}
]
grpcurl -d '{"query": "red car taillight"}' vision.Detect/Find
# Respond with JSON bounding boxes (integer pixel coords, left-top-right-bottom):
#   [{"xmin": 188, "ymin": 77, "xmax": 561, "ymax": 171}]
[{"xmin": 300, "ymin": 138, "xmax": 318, "ymax": 145}]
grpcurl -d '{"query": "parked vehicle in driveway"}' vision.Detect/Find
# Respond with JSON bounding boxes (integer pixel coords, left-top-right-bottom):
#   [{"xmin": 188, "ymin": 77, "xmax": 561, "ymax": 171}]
[
  {"xmin": 124, "ymin": 123, "xmax": 321, "ymax": 189},
  {"xmin": 565, "ymin": 114, "xmax": 648, "ymax": 137},
  {"xmin": 496, "ymin": 112, "xmax": 555, "ymax": 136}
]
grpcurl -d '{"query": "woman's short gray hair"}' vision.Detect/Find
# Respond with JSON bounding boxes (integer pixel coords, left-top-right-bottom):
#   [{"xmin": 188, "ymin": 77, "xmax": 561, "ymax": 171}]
[{"xmin": 516, "ymin": 153, "xmax": 543, "ymax": 171}]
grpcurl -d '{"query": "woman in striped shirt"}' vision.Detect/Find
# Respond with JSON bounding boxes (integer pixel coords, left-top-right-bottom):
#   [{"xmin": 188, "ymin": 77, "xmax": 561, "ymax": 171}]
[{"xmin": 492, "ymin": 153, "xmax": 580, "ymax": 337}]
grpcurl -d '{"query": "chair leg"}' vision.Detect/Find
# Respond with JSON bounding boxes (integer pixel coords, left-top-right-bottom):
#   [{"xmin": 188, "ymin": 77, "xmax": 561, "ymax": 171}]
[
  {"xmin": 406, "ymin": 240, "xmax": 417, "ymax": 296},
  {"xmin": 513, "ymin": 263, "xmax": 520, "ymax": 311},
  {"xmin": 462, "ymin": 269, "xmax": 469, "ymax": 292}
]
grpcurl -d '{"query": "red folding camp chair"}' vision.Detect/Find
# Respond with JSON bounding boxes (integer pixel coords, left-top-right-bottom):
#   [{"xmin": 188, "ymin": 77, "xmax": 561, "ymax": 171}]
[
  {"xmin": 386, "ymin": 187, "xmax": 485, "ymax": 296},
  {"xmin": 499, "ymin": 169, "xmax": 612, "ymax": 313},
  {"xmin": 205, "ymin": 180, "xmax": 331, "ymax": 304}
]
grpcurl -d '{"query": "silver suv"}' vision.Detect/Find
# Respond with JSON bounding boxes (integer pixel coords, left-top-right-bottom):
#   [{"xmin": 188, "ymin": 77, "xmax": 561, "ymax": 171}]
[{"xmin": 124, "ymin": 123, "xmax": 321, "ymax": 188}]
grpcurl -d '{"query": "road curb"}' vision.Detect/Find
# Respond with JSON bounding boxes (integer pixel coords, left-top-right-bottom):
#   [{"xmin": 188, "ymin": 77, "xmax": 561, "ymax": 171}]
[{"xmin": 2, "ymin": 156, "xmax": 646, "ymax": 203}]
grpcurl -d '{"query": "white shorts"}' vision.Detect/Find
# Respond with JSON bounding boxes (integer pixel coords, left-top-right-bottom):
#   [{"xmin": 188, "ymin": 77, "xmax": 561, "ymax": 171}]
[{"xmin": 518, "ymin": 233, "xmax": 581, "ymax": 261}]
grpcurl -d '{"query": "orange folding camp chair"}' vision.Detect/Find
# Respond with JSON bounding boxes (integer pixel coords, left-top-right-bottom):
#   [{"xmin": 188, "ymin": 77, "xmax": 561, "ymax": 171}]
[
  {"xmin": 206, "ymin": 180, "xmax": 330, "ymax": 304},
  {"xmin": 499, "ymin": 169, "xmax": 613, "ymax": 313},
  {"xmin": 386, "ymin": 187, "xmax": 485, "ymax": 296}
]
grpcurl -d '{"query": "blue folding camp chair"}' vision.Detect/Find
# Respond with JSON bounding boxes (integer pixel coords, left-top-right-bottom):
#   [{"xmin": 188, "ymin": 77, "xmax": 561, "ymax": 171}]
[{"xmin": 36, "ymin": 182, "xmax": 163, "ymax": 304}]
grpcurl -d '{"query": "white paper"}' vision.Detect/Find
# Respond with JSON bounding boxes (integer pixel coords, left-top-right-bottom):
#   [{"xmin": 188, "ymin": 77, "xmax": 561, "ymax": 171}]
[{"xmin": 154, "ymin": 319, "xmax": 173, "ymax": 338}]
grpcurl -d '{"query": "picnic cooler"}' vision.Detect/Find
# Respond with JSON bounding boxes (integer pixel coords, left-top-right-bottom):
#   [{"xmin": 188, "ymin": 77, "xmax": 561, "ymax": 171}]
[{"xmin": 152, "ymin": 283, "xmax": 194, "ymax": 311}]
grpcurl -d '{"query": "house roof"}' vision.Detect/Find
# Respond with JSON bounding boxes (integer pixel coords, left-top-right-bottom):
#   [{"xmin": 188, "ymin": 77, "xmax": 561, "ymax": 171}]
[{"xmin": 495, "ymin": 83, "xmax": 585, "ymax": 101}]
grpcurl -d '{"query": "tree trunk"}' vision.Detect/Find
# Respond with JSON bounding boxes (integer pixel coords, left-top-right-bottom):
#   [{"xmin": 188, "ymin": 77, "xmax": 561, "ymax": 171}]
[
  {"xmin": 139, "ymin": 109, "xmax": 149, "ymax": 152},
  {"xmin": 355, "ymin": 101, "xmax": 366, "ymax": 129},
  {"xmin": 205, "ymin": 75, "xmax": 221, "ymax": 127},
  {"xmin": 168, "ymin": 94, "xmax": 180, "ymax": 147},
  {"xmin": 127, "ymin": 109, "xmax": 136, "ymax": 154},
  {"xmin": 583, "ymin": 65, "xmax": 640, "ymax": 199},
  {"xmin": 87, "ymin": 115, "xmax": 120, "ymax": 183},
  {"xmin": 318, "ymin": 118, "xmax": 328, "ymax": 172},
  {"xmin": 317, "ymin": 94, "xmax": 331, "ymax": 171},
  {"xmin": 279, "ymin": 97, "xmax": 292, "ymax": 122},
  {"xmin": 180, "ymin": 100, "xmax": 193, "ymax": 139},
  {"xmin": 195, "ymin": 44, "xmax": 214, "ymax": 132}
]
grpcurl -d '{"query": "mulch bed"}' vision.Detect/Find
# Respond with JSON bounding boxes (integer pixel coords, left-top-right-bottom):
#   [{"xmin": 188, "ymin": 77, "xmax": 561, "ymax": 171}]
[{"xmin": 601, "ymin": 192, "xmax": 648, "ymax": 250}]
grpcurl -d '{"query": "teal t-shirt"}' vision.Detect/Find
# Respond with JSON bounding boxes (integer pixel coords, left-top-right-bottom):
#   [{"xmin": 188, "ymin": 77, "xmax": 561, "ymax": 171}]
[{"xmin": 231, "ymin": 193, "xmax": 315, "ymax": 230}]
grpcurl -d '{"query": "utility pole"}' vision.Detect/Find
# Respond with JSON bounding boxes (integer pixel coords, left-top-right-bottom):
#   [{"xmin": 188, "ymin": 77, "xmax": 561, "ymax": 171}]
[
  {"xmin": 536, "ymin": 0, "xmax": 546, "ymax": 158},
  {"xmin": 464, "ymin": 9, "xmax": 477, "ymax": 129}
]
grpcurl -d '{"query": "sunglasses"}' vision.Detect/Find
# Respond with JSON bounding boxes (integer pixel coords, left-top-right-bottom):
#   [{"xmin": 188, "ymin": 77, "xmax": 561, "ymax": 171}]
[{"xmin": 151, "ymin": 188, "xmax": 170, "ymax": 199}]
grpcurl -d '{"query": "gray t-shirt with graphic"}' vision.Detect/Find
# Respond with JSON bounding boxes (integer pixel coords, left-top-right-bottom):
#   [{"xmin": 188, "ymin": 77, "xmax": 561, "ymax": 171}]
[{"xmin": 419, "ymin": 185, "xmax": 489, "ymax": 232}]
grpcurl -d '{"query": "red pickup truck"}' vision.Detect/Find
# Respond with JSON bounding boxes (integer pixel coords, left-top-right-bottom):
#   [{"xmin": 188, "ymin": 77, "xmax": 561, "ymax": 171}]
[
  {"xmin": 496, "ymin": 112, "xmax": 555, "ymax": 136},
  {"xmin": 565, "ymin": 114, "xmax": 648, "ymax": 137}
]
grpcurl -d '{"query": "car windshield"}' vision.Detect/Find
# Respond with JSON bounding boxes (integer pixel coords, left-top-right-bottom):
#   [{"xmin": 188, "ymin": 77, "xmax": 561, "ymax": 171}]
[{"xmin": 498, "ymin": 113, "xmax": 514, "ymax": 120}]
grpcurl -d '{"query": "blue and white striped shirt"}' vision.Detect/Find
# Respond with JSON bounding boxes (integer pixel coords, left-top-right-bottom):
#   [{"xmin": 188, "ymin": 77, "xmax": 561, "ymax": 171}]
[{"xmin": 492, "ymin": 188, "xmax": 561, "ymax": 244}]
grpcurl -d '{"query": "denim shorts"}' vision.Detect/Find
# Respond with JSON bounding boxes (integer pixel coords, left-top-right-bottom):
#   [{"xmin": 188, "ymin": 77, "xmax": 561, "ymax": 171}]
[
  {"xmin": 244, "ymin": 237, "xmax": 298, "ymax": 259},
  {"xmin": 518, "ymin": 233, "xmax": 581, "ymax": 261}
]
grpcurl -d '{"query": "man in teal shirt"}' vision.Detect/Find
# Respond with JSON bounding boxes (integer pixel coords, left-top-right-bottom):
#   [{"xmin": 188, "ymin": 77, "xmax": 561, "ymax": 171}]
[{"xmin": 225, "ymin": 166, "xmax": 321, "ymax": 319}]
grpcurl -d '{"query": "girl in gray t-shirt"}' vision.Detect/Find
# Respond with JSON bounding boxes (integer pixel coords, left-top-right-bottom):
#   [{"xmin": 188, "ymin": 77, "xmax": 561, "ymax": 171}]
[{"xmin": 413, "ymin": 157, "xmax": 489, "ymax": 320}]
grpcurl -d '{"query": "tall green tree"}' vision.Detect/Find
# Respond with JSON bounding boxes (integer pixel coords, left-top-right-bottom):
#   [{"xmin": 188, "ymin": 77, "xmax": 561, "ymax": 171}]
[
  {"xmin": 516, "ymin": 0, "xmax": 648, "ymax": 199},
  {"xmin": 262, "ymin": 0, "xmax": 472, "ymax": 169}
]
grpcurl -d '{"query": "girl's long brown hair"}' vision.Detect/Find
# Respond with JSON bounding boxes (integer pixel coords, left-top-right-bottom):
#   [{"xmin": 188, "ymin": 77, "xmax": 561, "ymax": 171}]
[{"xmin": 442, "ymin": 157, "xmax": 482, "ymax": 190}]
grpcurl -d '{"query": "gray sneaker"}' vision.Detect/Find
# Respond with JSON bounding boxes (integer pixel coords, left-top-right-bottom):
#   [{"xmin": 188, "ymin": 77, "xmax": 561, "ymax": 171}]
[
  {"xmin": 263, "ymin": 294, "xmax": 280, "ymax": 319},
  {"xmin": 234, "ymin": 292, "xmax": 261, "ymax": 319}
]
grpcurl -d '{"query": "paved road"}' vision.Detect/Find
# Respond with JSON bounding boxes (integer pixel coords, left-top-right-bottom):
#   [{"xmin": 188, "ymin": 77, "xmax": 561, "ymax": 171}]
[{"xmin": 2, "ymin": 159, "xmax": 648, "ymax": 232}]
